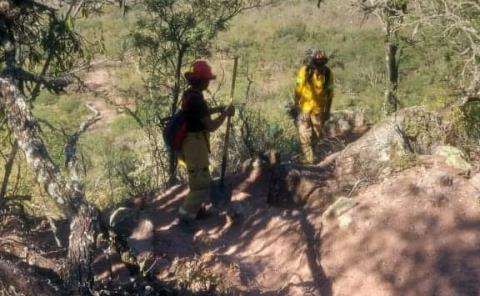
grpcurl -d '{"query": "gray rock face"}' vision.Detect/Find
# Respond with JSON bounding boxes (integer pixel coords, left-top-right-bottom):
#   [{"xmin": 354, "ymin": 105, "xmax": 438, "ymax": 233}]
[
  {"xmin": 325, "ymin": 109, "xmax": 367, "ymax": 137},
  {"xmin": 335, "ymin": 107, "xmax": 447, "ymax": 184}
]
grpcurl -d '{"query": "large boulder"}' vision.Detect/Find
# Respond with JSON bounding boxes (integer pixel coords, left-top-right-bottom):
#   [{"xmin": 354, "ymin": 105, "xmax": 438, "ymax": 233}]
[
  {"xmin": 325, "ymin": 109, "xmax": 367, "ymax": 137},
  {"xmin": 335, "ymin": 107, "xmax": 447, "ymax": 185},
  {"xmin": 109, "ymin": 206, "xmax": 140, "ymax": 237}
]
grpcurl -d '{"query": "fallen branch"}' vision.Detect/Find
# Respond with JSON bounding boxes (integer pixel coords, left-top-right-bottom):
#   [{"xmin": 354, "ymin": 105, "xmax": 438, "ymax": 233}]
[
  {"xmin": 3, "ymin": 195, "xmax": 31, "ymax": 201},
  {"xmin": 0, "ymin": 235, "xmax": 62, "ymax": 274},
  {"xmin": 461, "ymin": 95, "xmax": 480, "ymax": 105}
]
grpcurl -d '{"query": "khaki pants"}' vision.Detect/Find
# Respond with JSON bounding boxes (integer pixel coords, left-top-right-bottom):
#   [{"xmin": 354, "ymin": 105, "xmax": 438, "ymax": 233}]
[
  {"xmin": 298, "ymin": 112, "xmax": 324, "ymax": 164},
  {"xmin": 178, "ymin": 132, "xmax": 211, "ymax": 221}
]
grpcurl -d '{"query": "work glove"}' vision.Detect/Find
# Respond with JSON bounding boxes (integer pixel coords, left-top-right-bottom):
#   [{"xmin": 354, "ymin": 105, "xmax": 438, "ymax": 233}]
[{"xmin": 224, "ymin": 104, "xmax": 235, "ymax": 117}]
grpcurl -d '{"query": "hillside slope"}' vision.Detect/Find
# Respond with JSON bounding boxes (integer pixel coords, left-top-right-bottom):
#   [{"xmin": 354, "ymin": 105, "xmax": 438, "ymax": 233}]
[
  {"xmin": 91, "ymin": 109, "xmax": 480, "ymax": 295},
  {"xmin": 134, "ymin": 157, "xmax": 478, "ymax": 295}
]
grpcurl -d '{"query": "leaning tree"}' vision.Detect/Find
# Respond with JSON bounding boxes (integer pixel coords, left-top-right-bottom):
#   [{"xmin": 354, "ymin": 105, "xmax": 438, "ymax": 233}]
[{"xmin": 0, "ymin": 0, "xmax": 128, "ymax": 294}]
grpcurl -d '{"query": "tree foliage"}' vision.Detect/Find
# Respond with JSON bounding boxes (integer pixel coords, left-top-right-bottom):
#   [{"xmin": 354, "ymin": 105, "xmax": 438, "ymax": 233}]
[
  {"xmin": 132, "ymin": 0, "xmax": 277, "ymax": 116},
  {"xmin": 410, "ymin": 0, "xmax": 480, "ymax": 98},
  {"xmin": 0, "ymin": 1, "xmax": 106, "ymax": 99},
  {"xmin": 354, "ymin": 0, "xmax": 409, "ymax": 115}
]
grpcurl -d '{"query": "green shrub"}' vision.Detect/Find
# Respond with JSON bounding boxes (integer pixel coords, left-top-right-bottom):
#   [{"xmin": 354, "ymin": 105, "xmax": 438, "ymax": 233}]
[
  {"xmin": 59, "ymin": 96, "xmax": 83, "ymax": 114},
  {"xmin": 111, "ymin": 115, "xmax": 140, "ymax": 136},
  {"xmin": 450, "ymin": 103, "xmax": 480, "ymax": 158}
]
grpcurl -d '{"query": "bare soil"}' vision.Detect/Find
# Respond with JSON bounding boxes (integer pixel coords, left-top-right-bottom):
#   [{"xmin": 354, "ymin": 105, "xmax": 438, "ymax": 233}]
[
  {"xmin": 83, "ymin": 65, "xmax": 121, "ymax": 130},
  {"xmin": 132, "ymin": 153, "xmax": 480, "ymax": 295}
]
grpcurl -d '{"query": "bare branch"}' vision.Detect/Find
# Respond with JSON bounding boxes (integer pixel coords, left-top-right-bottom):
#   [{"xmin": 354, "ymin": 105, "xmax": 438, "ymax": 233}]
[
  {"xmin": 1, "ymin": 67, "xmax": 73, "ymax": 94},
  {"xmin": 65, "ymin": 102, "xmax": 101, "ymax": 180},
  {"xmin": 104, "ymin": 96, "xmax": 144, "ymax": 127},
  {"xmin": 0, "ymin": 140, "xmax": 18, "ymax": 203}
]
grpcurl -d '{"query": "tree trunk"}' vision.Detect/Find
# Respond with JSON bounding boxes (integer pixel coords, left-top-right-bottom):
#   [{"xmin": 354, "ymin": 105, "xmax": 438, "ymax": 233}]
[
  {"xmin": 0, "ymin": 77, "xmax": 98, "ymax": 294},
  {"xmin": 0, "ymin": 140, "xmax": 18, "ymax": 204},
  {"xmin": 384, "ymin": 26, "xmax": 399, "ymax": 115},
  {"xmin": 64, "ymin": 205, "xmax": 99, "ymax": 295},
  {"xmin": 168, "ymin": 47, "xmax": 186, "ymax": 185}
]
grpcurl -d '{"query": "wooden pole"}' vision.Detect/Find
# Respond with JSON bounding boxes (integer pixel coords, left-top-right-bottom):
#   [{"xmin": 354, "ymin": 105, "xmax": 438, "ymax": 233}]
[{"xmin": 220, "ymin": 57, "xmax": 239, "ymax": 187}]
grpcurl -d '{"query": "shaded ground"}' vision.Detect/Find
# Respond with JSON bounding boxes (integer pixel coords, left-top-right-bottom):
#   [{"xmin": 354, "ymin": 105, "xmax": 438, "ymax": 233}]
[
  {"xmin": 321, "ymin": 158, "xmax": 480, "ymax": 296},
  {"xmin": 136, "ymin": 160, "xmax": 478, "ymax": 295}
]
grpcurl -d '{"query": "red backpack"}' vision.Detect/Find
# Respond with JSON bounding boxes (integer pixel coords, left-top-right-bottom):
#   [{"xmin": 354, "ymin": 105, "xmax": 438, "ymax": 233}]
[
  {"xmin": 162, "ymin": 90, "xmax": 198, "ymax": 151},
  {"xmin": 163, "ymin": 111, "xmax": 188, "ymax": 151}
]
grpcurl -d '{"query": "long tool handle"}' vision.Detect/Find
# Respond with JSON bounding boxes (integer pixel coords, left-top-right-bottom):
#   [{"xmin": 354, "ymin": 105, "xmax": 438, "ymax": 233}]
[{"xmin": 220, "ymin": 56, "xmax": 239, "ymax": 187}]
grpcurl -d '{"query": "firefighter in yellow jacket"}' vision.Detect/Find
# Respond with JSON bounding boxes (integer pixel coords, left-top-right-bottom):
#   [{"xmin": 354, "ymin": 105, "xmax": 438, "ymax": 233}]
[{"xmin": 294, "ymin": 49, "xmax": 334, "ymax": 164}]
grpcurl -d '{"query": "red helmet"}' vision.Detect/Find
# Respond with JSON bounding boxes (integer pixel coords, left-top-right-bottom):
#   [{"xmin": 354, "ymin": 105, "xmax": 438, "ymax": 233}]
[{"xmin": 184, "ymin": 60, "xmax": 216, "ymax": 81}]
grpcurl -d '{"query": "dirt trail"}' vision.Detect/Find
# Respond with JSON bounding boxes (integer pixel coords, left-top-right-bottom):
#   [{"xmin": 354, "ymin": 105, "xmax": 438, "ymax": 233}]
[
  {"xmin": 83, "ymin": 66, "xmax": 120, "ymax": 130},
  {"xmin": 134, "ymin": 154, "xmax": 480, "ymax": 295}
]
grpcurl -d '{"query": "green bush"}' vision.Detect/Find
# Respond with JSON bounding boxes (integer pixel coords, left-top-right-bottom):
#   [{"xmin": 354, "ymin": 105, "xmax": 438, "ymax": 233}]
[
  {"xmin": 450, "ymin": 103, "xmax": 480, "ymax": 158},
  {"xmin": 58, "ymin": 96, "xmax": 82, "ymax": 114},
  {"xmin": 111, "ymin": 115, "xmax": 140, "ymax": 136}
]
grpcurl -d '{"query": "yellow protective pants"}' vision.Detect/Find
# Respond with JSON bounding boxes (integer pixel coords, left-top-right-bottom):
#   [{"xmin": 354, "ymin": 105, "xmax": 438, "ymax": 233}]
[
  {"xmin": 298, "ymin": 112, "xmax": 324, "ymax": 164},
  {"xmin": 178, "ymin": 132, "xmax": 211, "ymax": 221}
]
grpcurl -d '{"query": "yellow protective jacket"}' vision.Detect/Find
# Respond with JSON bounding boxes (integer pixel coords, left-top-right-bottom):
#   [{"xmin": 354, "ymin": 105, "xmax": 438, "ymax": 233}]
[{"xmin": 295, "ymin": 65, "xmax": 334, "ymax": 114}]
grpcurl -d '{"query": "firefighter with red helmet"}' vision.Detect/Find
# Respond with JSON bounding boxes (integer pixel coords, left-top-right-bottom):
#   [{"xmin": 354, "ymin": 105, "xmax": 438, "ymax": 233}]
[{"xmin": 178, "ymin": 60, "xmax": 234, "ymax": 222}]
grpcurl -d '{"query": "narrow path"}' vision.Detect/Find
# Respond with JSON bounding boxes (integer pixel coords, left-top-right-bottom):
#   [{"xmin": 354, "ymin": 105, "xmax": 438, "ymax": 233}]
[
  {"xmin": 145, "ymin": 167, "xmax": 333, "ymax": 296},
  {"xmin": 83, "ymin": 66, "xmax": 120, "ymax": 130}
]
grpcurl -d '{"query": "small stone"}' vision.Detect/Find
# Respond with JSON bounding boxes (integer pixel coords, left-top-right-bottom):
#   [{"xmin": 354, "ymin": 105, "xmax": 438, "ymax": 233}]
[
  {"xmin": 323, "ymin": 196, "xmax": 357, "ymax": 219},
  {"xmin": 438, "ymin": 175, "xmax": 454, "ymax": 187},
  {"xmin": 290, "ymin": 209, "xmax": 301, "ymax": 217},
  {"xmin": 338, "ymin": 215, "xmax": 353, "ymax": 229},
  {"xmin": 338, "ymin": 118, "xmax": 352, "ymax": 133}
]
